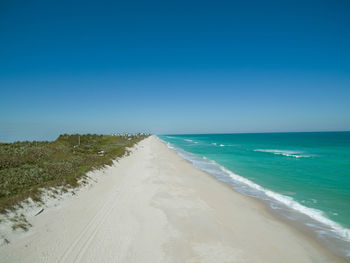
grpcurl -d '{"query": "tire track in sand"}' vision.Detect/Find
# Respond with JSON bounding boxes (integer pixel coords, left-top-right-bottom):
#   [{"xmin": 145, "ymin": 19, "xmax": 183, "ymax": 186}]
[{"xmin": 58, "ymin": 187, "xmax": 121, "ymax": 263}]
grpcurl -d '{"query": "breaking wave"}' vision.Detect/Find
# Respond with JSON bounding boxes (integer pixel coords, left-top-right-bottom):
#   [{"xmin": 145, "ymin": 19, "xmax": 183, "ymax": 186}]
[{"xmin": 254, "ymin": 149, "xmax": 312, "ymax": 158}]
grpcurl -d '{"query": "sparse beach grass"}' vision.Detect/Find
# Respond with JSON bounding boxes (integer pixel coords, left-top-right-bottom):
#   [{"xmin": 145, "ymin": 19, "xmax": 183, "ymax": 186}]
[{"xmin": 0, "ymin": 133, "xmax": 148, "ymax": 215}]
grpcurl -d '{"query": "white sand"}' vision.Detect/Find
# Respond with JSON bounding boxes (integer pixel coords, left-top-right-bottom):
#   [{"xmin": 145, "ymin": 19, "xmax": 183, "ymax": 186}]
[{"xmin": 0, "ymin": 136, "xmax": 344, "ymax": 262}]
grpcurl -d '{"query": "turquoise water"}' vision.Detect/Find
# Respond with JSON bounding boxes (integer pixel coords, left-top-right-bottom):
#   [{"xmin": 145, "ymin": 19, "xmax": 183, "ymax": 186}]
[{"xmin": 158, "ymin": 132, "xmax": 350, "ymax": 258}]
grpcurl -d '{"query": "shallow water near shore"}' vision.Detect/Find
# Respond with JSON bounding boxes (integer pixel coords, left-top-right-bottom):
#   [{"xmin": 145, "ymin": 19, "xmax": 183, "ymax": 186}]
[{"xmin": 158, "ymin": 132, "xmax": 350, "ymax": 260}]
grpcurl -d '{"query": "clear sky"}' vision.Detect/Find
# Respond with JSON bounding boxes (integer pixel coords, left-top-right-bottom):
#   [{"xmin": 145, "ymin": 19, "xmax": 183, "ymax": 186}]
[{"xmin": 1, "ymin": 0, "xmax": 350, "ymax": 141}]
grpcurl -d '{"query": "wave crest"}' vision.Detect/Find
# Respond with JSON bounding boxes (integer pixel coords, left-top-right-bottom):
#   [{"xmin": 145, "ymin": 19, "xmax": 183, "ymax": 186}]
[{"xmin": 254, "ymin": 149, "xmax": 311, "ymax": 158}]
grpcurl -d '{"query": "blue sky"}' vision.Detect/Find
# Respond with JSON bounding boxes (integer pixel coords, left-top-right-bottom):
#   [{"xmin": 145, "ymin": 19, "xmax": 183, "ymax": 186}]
[{"xmin": 1, "ymin": 0, "xmax": 350, "ymax": 141}]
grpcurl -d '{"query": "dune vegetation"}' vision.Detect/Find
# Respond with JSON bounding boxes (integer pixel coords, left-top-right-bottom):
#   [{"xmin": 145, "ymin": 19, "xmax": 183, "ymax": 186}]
[{"xmin": 0, "ymin": 133, "xmax": 148, "ymax": 213}]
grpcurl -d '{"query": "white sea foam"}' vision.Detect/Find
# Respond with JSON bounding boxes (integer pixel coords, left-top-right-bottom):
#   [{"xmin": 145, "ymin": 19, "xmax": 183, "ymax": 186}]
[
  {"xmin": 212, "ymin": 143, "xmax": 235, "ymax": 147},
  {"xmin": 184, "ymin": 139, "xmax": 193, "ymax": 142},
  {"xmin": 254, "ymin": 149, "xmax": 311, "ymax": 158},
  {"xmin": 166, "ymin": 142, "xmax": 175, "ymax": 150},
  {"xmin": 218, "ymin": 165, "xmax": 350, "ymax": 242},
  {"xmin": 159, "ymin": 138, "xmax": 350, "ymax": 245}
]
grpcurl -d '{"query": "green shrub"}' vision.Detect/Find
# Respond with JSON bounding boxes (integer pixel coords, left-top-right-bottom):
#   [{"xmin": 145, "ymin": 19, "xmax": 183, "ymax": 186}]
[{"xmin": 0, "ymin": 134, "xmax": 148, "ymax": 212}]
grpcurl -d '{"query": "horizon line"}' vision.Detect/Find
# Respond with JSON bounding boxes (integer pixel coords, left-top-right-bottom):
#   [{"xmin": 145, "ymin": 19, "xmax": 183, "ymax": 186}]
[{"xmin": 159, "ymin": 130, "xmax": 350, "ymax": 136}]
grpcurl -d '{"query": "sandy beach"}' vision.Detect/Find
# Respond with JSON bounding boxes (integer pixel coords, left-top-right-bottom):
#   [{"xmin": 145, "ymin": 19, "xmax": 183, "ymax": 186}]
[{"xmin": 0, "ymin": 136, "xmax": 344, "ymax": 263}]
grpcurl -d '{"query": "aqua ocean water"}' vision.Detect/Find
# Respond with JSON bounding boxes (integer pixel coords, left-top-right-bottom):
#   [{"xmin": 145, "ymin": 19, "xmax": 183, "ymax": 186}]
[{"xmin": 158, "ymin": 132, "xmax": 350, "ymax": 258}]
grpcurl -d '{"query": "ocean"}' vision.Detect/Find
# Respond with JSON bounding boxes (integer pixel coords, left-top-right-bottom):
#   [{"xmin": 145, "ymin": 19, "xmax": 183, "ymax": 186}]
[{"xmin": 158, "ymin": 132, "xmax": 350, "ymax": 259}]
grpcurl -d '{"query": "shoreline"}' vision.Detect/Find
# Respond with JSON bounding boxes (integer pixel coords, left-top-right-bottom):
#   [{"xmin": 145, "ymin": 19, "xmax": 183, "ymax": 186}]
[
  {"xmin": 0, "ymin": 136, "xmax": 345, "ymax": 262},
  {"xmin": 157, "ymin": 136, "xmax": 346, "ymax": 262},
  {"xmin": 158, "ymin": 135, "xmax": 350, "ymax": 261}
]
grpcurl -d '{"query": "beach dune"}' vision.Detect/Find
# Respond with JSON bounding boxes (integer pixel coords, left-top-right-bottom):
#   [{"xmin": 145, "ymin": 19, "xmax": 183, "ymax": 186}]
[{"xmin": 0, "ymin": 136, "xmax": 343, "ymax": 262}]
